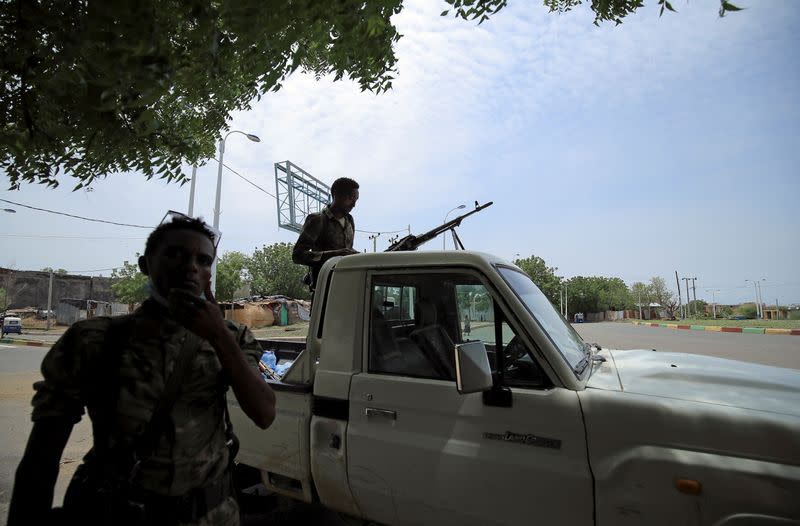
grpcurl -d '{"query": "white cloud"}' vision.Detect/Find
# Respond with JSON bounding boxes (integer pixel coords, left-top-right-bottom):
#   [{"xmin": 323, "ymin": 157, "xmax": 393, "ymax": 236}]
[{"xmin": 3, "ymin": 0, "xmax": 798, "ymax": 304}]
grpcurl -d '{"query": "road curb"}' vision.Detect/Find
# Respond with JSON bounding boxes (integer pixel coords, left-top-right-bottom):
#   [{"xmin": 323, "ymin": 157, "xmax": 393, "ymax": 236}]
[
  {"xmin": 0, "ymin": 337, "xmax": 48, "ymax": 346},
  {"xmin": 631, "ymin": 321, "xmax": 798, "ymax": 336}
]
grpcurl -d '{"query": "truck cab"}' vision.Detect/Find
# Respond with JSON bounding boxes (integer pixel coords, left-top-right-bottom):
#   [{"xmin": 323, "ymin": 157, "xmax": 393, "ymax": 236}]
[{"xmin": 229, "ymin": 251, "xmax": 800, "ymax": 526}]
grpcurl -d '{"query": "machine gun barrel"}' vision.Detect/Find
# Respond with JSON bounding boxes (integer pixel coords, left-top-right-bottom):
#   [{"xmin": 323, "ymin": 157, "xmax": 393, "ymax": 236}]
[{"xmin": 385, "ymin": 201, "xmax": 493, "ymax": 252}]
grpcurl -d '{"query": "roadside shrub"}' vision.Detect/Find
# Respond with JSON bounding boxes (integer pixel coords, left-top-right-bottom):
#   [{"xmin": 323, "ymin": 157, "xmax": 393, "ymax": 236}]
[{"xmin": 734, "ymin": 304, "xmax": 758, "ymax": 319}]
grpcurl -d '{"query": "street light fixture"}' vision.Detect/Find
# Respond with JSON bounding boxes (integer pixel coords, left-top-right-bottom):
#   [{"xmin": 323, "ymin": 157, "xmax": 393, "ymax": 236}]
[
  {"xmin": 442, "ymin": 204, "xmax": 466, "ymax": 250},
  {"xmin": 210, "ymin": 129, "xmax": 261, "ymax": 293},
  {"xmin": 2, "ymin": 208, "xmax": 16, "ymax": 213}
]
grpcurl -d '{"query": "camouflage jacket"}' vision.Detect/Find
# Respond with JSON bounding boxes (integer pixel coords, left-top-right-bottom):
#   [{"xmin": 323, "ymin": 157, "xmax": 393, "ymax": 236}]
[
  {"xmin": 32, "ymin": 300, "xmax": 262, "ymax": 521},
  {"xmin": 291, "ymin": 205, "xmax": 355, "ymax": 283}
]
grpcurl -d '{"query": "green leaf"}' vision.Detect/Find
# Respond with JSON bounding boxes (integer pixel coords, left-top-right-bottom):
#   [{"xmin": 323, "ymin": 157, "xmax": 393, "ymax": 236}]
[
  {"xmin": 721, "ymin": 1, "xmax": 743, "ymax": 12},
  {"xmin": 440, "ymin": 10, "xmax": 449, "ymax": 16}
]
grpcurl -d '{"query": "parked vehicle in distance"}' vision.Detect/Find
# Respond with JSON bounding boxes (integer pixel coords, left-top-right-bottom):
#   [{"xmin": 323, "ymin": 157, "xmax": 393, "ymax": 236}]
[{"xmin": 2, "ymin": 316, "xmax": 23, "ymax": 335}]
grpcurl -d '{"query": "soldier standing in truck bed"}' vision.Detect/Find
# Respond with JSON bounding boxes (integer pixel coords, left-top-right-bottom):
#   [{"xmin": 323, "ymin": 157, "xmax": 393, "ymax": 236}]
[{"xmin": 292, "ymin": 177, "xmax": 360, "ymax": 292}]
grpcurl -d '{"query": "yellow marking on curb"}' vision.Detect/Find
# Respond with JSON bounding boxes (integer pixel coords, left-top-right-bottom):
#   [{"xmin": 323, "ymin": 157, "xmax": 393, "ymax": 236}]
[
  {"xmin": 765, "ymin": 328, "xmax": 792, "ymax": 335},
  {"xmin": 704, "ymin": 326, "xmax": 722, "ymax": 332},
  {"xmin": 666, "ymin": 324, "xmax": 678, "ymax": 329}
]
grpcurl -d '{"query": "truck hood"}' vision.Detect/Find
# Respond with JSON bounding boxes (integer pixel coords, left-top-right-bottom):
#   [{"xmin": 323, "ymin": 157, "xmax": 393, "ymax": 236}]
[{"xmin": 587, "ymin": 349, "xmax": 800, "ymax": 417}]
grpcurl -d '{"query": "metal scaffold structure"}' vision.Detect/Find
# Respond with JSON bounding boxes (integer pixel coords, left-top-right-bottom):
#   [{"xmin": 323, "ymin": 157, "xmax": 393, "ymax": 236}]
[{"xmin": 274, "ymin": 161, "xmax": 331, "ymax": 233}]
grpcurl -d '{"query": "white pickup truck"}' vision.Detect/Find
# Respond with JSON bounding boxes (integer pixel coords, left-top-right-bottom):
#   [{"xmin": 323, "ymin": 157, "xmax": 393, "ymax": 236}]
[{"xmin": 229, "ymin": 251, "xmax": 800, "ymax": 526}]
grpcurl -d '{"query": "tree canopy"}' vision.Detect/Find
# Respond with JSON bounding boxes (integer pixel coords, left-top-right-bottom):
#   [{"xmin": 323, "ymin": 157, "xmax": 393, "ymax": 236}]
[
  {"xmin": 110, "ymin": 256, "xmax": 148, "ymax": 308},
  {"xmin": 215, "ymin": 251, "xmax": 250, "ymax": 302},
  {"xmin": 1, "ymin": 0, "xmax": 741, "ymax": 190},
  {"xmin": 564, "ymin": 275, "xmax": 631, "ymax": 316},
  {"xmin": 247, "ymin": 242, "xmax": 310, "ymax": 300},
  {"xmin": 513, "ymin": 254, "xmax": 562, "ymax": 305}
]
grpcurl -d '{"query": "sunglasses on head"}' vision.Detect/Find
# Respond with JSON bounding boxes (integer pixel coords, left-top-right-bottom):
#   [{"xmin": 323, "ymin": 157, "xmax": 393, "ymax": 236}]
[{"xmin": 159, "ymin": 210, "xmax": 222, "ymax": 249}]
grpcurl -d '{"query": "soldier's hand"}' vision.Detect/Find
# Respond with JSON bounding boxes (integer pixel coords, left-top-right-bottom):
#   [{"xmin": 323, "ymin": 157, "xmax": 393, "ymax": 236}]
[{"xmin": 168, "ymin": 284, "xmax": 231, "ymax": 344}]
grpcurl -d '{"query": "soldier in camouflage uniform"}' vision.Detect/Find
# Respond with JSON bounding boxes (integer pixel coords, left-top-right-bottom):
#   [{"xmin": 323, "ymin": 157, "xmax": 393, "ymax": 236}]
[
  {"xmin": 9, "ymin": 214, "xmax": 276, "ymax": 525},
  {"xmin": 292, "ymin": 177, "xmax": 360, "ymax": 291}
]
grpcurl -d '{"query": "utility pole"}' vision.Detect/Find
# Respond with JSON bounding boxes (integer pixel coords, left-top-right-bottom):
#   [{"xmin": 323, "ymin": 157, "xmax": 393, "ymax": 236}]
[
  {"xmin": 681, "ymin": 277, "xmax": 692, "ymax": 319},
  {"xmin": 689, "ymin": 277, "xmax": 698, "ymax": 316},
  {"xmin": 368, "ymin": 233, "xmax": 380, "ymax": 252},
  {"xmin": 565, "ymin": 283, "xmax": 569, "ymax": 321},
  {"xmin": 756, "ymin": 281, "xmax": 765, "ymax": 319},
  {"xmin": 560, "ymin": 287, "xmax": 563, "ymax": 316},
  {"xmin": 46, "ymin": 269, "xmax": 54, "ymax": 330},
  {"xmin": 638, "ymin": 289, "xmax": 643, "ymax": 320},
  {"xmin": 675, "ymin": 271, "xmax": 683, "ymax": 319}
]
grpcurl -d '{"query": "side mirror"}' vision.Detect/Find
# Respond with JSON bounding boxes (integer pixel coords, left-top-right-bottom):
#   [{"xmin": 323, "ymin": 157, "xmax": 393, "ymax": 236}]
[{"xmin": 454, "ymin": 341, "xmax": 493, "ymax": 394}]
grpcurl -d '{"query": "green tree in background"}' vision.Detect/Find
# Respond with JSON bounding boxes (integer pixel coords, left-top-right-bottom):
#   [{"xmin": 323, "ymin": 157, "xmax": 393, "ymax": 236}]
[
  {"xmin": 735, "ymin": 303, "xmax": 757, "ymax": 319},
  {"xmin": 248, "ymin": 243, "xmax": 310, "ymax": 300},
  {"xmin": 564, "ymin": 276, "xmax": 599, "ymax": 316},
  {"xmin": 647, "ymin": 276, "xmax": 679, "ymax": 318},
  {"xmin": 2, "ymin": 0, "xmax": 741, "ymax": 189},
  {"xmin": 215, "ymin": 251, "xmax": 250, "ymax": 304},
  {"xmin": 513, "ymin": 255, "xmax": 562, "ymax": 305},
  {"xmin": 687, "ymin": 299, "xmax": 709, "ymax": 318},
  {"xmin": 630, "ymin": 281, "xmax": 651, "ymax": 313},
  {"xmin": 596, "ymin": 277, "xmax": 630, "ymax": 311},
  {"xmin": 110, "ymin": 256, "xmax": 148, "ymax": 310},
  {"xmin": 0, "ymin": 286, "xmax": 7, "ymax": 311}
]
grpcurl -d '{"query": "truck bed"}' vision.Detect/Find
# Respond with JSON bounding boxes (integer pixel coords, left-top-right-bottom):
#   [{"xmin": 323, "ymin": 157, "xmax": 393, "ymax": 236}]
[{"xmin": 229, "ymin": 337, "xmax": 315, "ymax": 501}]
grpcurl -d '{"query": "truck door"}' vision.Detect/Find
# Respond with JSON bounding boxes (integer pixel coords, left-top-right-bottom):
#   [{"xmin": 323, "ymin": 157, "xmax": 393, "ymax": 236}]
[{"xmin": 347, "ymin": 270, "xmax": 593, "ymax": 526}]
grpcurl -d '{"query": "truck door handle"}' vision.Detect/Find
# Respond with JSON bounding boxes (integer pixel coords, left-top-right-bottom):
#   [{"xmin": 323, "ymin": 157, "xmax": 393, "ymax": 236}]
[{"xmin": 366, "ymin": 408, "xmax": 397, "ymax": 420}]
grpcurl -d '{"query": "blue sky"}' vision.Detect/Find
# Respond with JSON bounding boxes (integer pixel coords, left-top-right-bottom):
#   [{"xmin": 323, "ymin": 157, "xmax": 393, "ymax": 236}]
[{"xmin": 2, "ymin": 0, "xmax": 798, "ymax": 306}]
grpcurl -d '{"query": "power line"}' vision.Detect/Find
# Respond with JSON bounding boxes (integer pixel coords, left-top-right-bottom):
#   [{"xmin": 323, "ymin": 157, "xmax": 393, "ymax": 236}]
[
  {"xmin": 0, "ymin": 199, "xmax": 152, "ymax": 229},
  {"xmin": 0, "ymin": 234, "xmax": 145, "ymax": 240},
  {"xmin": 213, "ymin": 158, "xmax": 277, "ymax": 199},
  {"xmin": 356, "ymin": 228, "xmax": 408, "ymax": 235},
  {"xmin": 212, "ymin": 161, "xmax": 409, "ymax": 235}
]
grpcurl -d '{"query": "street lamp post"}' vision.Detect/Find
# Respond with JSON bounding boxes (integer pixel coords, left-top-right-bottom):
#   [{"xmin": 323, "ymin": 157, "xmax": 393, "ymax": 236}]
[
  {"xmin": 756, "ymin": 280, "xmax": 765, "ymax": 319},
  {"xmin": 442, "ymin": 204, "xmax": 466, "ymax": 250},
  {"xmin": 210, "ymin": 130, "xmax": 261, "ymax": 293},
  {"xmin": 745, "ymin": 279, "xmax": 765, "ymax": 319},
  {"xmin": 706, "ymin": 289, "xmax": 720, "ymax": 319},
  {"xmin": 187, "ymin": 165, "xmax": 198, "ymax": 216}
]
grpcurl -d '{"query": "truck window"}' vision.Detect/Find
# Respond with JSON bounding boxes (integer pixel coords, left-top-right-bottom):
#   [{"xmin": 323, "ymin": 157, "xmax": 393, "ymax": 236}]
[
  {"xmin": 368, "ymin": 273, "xmax": 547, "ymax": 388},
  {"xmin": 455, "ymin": 284, "xmax": 548, "ymax": 389},
  {"xmin": 369, "ymin": 273, "xmax": 472, "ymax": 380}
]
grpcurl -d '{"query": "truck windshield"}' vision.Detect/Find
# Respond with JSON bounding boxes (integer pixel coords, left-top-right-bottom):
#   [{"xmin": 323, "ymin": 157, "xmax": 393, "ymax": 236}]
[{"xmin": 498, "ymin": 267, "xmax": 586, "ymax": 373}]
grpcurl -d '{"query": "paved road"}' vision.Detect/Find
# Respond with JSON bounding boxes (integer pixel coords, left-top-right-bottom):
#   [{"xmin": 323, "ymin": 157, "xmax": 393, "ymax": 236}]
[
  {"xmin": 573, "ymin": 322, "xmax": 800, "ymax": 370},
  {"xmin": 1, "ymin": 324, "xmax": 798, "ymax": 524}
]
